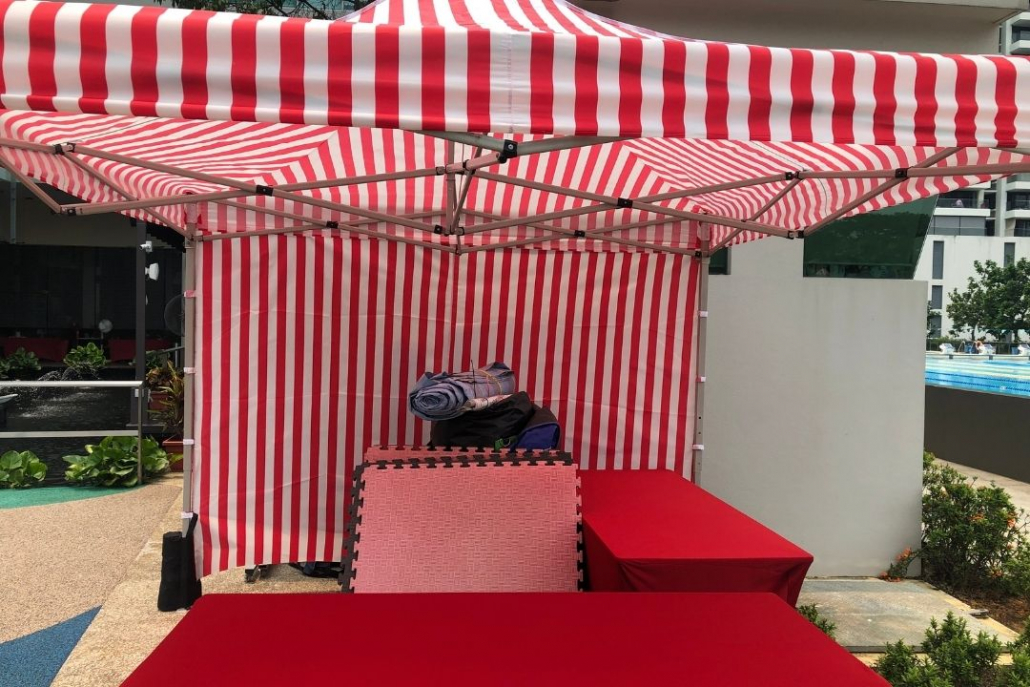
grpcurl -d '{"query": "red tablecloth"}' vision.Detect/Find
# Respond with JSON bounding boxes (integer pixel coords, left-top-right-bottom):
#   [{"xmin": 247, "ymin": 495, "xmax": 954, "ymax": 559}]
[
  {"xmin": 580, "ymin": 469, "xmax": 813, "ymax": 604},
  {"xmin": 107, "ymin": 338, "xmax": 173, "ymax": 363},
  {"xmin": 0, "ymin": 336, "xmax": 68, "ymax": 362},
  {"xmin": 122, "ymin": 593, "xmax": 885, "ymax": 686}
]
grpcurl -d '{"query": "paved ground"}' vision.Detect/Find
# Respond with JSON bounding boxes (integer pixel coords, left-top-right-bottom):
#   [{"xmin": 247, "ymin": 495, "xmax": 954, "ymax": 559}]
[
  {"xmin": 798, "ymin": 578, "xmax": 1017, "ymax": 651},
  {"xmin": 943, "ymin": 460, "xmax": 1030, "ymax": 517},
  {"xmin": 51, "ymin": 492, "xmax": 335, "ymax": 687},
  {"xmin": 0, "ymin": 478, "xmax": 181, "ymax": 644},
  {"xmin": 0, "ymin": 477, "xmax": 182, "ymax": 687}
]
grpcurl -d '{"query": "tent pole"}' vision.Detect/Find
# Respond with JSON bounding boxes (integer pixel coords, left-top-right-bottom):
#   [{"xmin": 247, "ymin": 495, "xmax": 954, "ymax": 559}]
[
  {"xmin": 692, "ymin": 224, "xmax": 711, "ymax": 484},
  {"xmin": 181, "ymin": 204, "xmax": 198, "ymax": 536}
]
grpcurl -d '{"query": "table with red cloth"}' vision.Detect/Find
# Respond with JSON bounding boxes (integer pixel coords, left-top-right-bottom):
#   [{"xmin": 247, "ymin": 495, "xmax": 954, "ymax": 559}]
[
  {"xmin": 122, "ymin": 592, "xmax": 886, "ymax": 686},
  {"xmin": 0, "ymin": 336, "xmax": 69, "ymax": 362},
  {"xmin": 580, "ymin": 469, "xmax": 813, "ymax": 604},
  {"xmin": 107, "ymin": 338, "xmax": 173, "ymax": 363}
]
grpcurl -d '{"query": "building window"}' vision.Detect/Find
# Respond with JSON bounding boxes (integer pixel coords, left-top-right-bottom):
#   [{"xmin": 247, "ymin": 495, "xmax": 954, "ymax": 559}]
[
  {"xmin": 938, "ymin": 191, "xmax": 978, "ymax": 209},
  {"xmin": 932, "ymin": 241, "xmax": 944, "ymax": 279},
  {"xmin": 930, "ymin": 285, "xmax": 943, "ymax": 310},
  {"xmin": 1016, "ymin": 221, "xmax": 1030, "ymax": 238},
  {"xmin": 1008, "ymin": 192, "xmax": 1030, "ymax": 210},
  {"xmin": 929, "ymin": 314, "xmax": 942, "ymax": 338},
  {"xmin": 928, "ymin": 215, "xmax": 987, "ymax": 236},
  {"xmin": 708, "ymin": 247, "xmax": 729, "ymax": 275},
  {"xmin": 1005, "ymin": 242, "xmax": 1016, "ymax": 267}
]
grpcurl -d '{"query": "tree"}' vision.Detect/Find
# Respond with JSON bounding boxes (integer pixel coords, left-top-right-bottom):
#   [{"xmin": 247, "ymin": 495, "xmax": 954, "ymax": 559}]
[
  {"xmin": 156, "ymin": 0, "xmax": 373, "ymax": 20},
  {"xmin": 947, "ymin": 259, "xmax": 1030, "ymax": 342}
]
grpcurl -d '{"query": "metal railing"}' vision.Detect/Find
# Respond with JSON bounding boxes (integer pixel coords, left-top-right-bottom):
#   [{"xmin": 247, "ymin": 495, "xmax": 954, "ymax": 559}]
[{"xmin": 0, "ymin": 379, "xmax": 147, "ymax": 484}]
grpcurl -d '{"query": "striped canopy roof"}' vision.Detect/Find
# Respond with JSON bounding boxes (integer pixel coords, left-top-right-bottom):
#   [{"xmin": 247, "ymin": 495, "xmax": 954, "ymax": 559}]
[{"xmin": 0, "ymin": 0, "xmax": 1028, "ymax": 250}]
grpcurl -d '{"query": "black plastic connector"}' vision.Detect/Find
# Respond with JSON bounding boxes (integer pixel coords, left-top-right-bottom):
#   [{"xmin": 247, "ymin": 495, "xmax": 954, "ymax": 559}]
[
  {"xmin": 326, "ymin": 220, "xmax": 339, "ymax": 229},
  {"xmin": 616, "ymin": 197, "xmax": 634, "ymax": 209},
  {"xmin": 573, "ymin": 230, "xmax": 587, "ymax": 238},
  {"xmin": 498, "ymin": 139, "xmax": 518, "ymax": 163},
  {"xmin": 434, "ymin": 224, "xmax": 444, "ymax": 235},
  {"xmin": 255, "ymin": 184, "xmax": 274, "ymax": 196},
  {"xmin": 894, "ymin": 167, "xmax": 909, "ymax": 179}
]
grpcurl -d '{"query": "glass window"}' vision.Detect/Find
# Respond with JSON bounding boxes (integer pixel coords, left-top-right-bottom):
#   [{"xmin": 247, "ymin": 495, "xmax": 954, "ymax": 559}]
[
  {"xmin": 930, "ymin": 285, "xmax": 943, "ymax": 310},
  {"xmin": 802, "ymin": 197, "xmax": 936, "ymax": 279},
  {"xmin": 1005, "ymin": 242, "xmax": 1016, "ymax": 267},
  {"xmin": 1008, "ymin": 192, "xmax": 1030, "ymax": 210},
  {"xmin": 1016, "ymin": 221, "xmax": 1030, "ymax": 238},
  {"xmin": 708, "ymin": 247, "xmax": 729, "ymax": 275},
  {"xmin": 929, "ymin": 314, "xmax": 942, "ymax": 338},
  {"xmin": 932, "ymin": 241, "xmax": 944, "ymax": 279}
]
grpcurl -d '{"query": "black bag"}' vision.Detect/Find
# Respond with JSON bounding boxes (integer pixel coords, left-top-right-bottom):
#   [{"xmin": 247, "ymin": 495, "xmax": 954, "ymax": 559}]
[
  {"xmin": 289, "ymin": 561, "xmax": 341, "ymax": 578},
  {"xmin": 430, "ymin": 391, "xmax": 535, "ymax": 449},
  {"xmin": 157, "ymin": 513, "xmax": 202, "ymax": 612}
]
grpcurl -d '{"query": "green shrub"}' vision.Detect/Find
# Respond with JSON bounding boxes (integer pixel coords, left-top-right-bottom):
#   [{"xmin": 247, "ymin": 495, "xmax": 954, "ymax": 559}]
[
  {"xmin": 875, "ymin": 641, "xmax": 952, "ymax": 687},
  {"xmin": 1001, "ymin": 652, "xmax": 1030, "ymax": 687},
  {"xmin": 5, "ymin": 347, "xmax": 40, "ymax": 375},
  {"xmin": 63, "ymin": 343, "xmax": 107, "ymax": 378},
  {"xmin": 0, "ymin": 450, "xmax": 47, "ymax": 488},
  {"xmin": 922, "ymin": 613, "xmax": 1002, "ymax": 687},
  {"xmin": 921, "ymin": 452, "xmax": 1024, "ymax": 592},
  {"xmin": 797, "ymin": 604, "xmax": 837, "ymax": 640},
  {"xmin": 64, "ymin": 436, "xmax": 177, "ymax": 487},
  {"xmin": 877, "ymin": 614, "xmax": 1007, "ymax": 687},
  {"xmin": 0, "ymin": 357, "xmax": 9, "ymax": 379}
]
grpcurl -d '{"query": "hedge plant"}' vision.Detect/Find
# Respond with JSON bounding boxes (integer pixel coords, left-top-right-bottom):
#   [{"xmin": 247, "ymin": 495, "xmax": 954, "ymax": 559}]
[
  {"xmin": 63, "ymin": 342, "xmax": 107, "ymax": 378},
  {"xmin": 0, "ymin": 450, "xmax": 47, "ymax": 488},
  {"xmin": 64, "ymin": 436, "xmax": 178, "ymax": 487}
]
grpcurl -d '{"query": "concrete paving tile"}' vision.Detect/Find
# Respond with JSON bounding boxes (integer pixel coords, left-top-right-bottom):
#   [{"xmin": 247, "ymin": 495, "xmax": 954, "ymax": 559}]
[{"xmin": 798, "ymin": 578, "xmax": 1017, "ymax": 650}]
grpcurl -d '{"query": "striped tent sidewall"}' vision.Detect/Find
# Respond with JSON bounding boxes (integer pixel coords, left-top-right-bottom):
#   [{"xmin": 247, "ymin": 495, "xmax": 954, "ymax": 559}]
[{"xmin": 192, "ymin": 236, "xmax": 700, "ymax": 575}]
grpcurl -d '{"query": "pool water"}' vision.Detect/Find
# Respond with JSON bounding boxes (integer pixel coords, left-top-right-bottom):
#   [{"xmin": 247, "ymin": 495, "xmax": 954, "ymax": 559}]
[{"xmin": 925, "ymin": 355, "xmax": 1030, "ymax": 398}]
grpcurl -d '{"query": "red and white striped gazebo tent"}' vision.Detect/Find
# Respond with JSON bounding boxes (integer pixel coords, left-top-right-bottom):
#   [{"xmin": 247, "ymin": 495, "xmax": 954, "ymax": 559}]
[{"xmin": 1, "ymin": 0, "xmax": 1029, "ymax": 575}]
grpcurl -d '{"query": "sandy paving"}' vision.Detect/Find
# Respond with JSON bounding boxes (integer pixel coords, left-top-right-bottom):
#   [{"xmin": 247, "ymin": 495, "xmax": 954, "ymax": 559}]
[
  {"xmin": 52, "ymin": 493, "xmax": 335, "ymax": 687},
  {"xmin": 0, "ymin": 477, "xmax": 182, "ymax": 644}
]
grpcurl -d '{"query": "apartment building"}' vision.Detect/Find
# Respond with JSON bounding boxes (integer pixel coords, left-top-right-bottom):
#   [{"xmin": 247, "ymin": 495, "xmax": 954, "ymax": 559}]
[{"xmin": 915, "ymin": 10, "xmax": 1030, "ymax": 339}]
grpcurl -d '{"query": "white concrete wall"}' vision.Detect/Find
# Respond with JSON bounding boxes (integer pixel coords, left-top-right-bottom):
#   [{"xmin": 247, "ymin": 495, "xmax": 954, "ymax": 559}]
[
  {"xmin": 583, "ymin": 0, "xmax": 1009, "ymax": 53},
  {"xmin": 914, "ymin": 235, "xmax": 1030, "ymax": 337},
  {"xmin": 704, "ymin": 239, "xmax": 926, "ymax": 576}
]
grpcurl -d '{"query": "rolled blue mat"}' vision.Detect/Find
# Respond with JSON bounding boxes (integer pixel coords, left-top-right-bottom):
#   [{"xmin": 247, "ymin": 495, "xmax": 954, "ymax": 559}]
[{"xmin": 409, "ymin": 362, "xmax": 517, "ymax": 421}]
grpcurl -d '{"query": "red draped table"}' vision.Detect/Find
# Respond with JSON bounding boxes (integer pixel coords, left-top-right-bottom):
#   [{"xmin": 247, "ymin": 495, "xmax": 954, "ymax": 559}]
[
  {"xmin": 580, "ymin": 469, "xmax": 813, "ymax": 604},
  {"xmin": 123, "ymin": 592, "xmax": 885, "ymax": 686}
]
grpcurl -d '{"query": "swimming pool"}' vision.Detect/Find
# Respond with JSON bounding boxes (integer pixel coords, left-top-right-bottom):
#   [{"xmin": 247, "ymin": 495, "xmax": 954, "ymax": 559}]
[{"xmin": 925, "ymin": 354, "xmax": 1030, "ymax": 398}]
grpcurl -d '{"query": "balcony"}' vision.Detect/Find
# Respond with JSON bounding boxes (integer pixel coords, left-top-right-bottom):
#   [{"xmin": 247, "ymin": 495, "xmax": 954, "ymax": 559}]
[{"xmin": 934, "ymin": 196, "xmax": 991, "ymax": 217}]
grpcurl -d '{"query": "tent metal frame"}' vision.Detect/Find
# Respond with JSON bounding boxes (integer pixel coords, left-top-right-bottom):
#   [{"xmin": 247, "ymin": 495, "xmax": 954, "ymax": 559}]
[
  {"xmin": 1, "ymin": 130, "xmax": 1027, "ymax": 507},
  {"xmin": 0, "ymin": 134, "xmax": 1014, "ymax": 259}
]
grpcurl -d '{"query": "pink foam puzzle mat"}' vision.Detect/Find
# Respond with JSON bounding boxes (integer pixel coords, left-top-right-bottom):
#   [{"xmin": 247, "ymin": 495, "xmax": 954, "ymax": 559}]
[{"xmin": 343, "ymin": 449, "xmax": 582, "ymax": 593}]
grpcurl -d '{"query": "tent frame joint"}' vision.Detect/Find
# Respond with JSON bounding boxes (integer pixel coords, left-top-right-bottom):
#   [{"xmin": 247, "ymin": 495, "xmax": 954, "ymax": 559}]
[
  {"xmin": 894, "ymin": 167, "xmax": 909, "ymax": 179},
  {"xmin": 498, "ymin": 139, "xmax": 518, "ymax": 163},
  {"xmin": 616, "ymin": 197, "xmax": 634, "ymax": 209}
]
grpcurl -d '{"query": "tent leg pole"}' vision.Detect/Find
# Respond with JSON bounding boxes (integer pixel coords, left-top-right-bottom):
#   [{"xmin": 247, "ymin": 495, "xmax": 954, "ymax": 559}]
[
  {"xmin": 181, "ymin": 214, "xmax": 198, "ymax": 536},
  {"xmin": 691, "ymin": 228, "xmax": 711, "ymax": 485}
]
